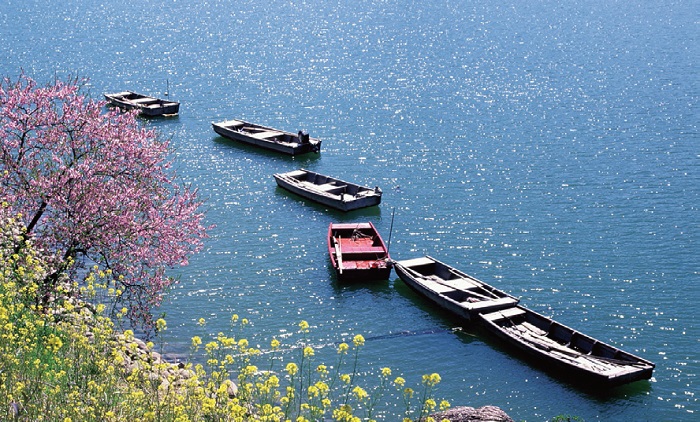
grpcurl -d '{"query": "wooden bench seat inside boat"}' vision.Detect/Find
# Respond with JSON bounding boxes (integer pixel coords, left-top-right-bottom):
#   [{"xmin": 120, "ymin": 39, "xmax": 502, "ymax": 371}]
[
  {"xmin": 342, "ymin": 248, "xmax": 384, "ymax": 261},
  {"xmin": 427, "ymin": 275, "xmax": 481, "ymax": 291},
  {"xmin": 420, "ymin": 278, "xmax": 456, "ymax": 294},
  {"xmin": 317, "ymin": 183, "xmax": 347, "ymax": 193},
  {"xmin": 338, "ymin": 244, "xmax": 385, "ymax": 254},
  {"xmin": 338, "ymin": 246, "xmax": 386, "ymax": 256},
  {"xmin": 249, "ymin": 130, "xmax": 284, "ymax": 139},
  {"xmin": 286, "ymin": 170, "xmax": 308, "ymax": 178},
  {"xmin": 222, "ymin": 120, "xmax": 246, "ymax": 128},
  {"xmin": 466, "ymin": 297, "xmax": 519, "ymax": 311},
  {"xmin": 480, "ymin": 307, "xmax": 526, "ymax": 322},
  {"xmin": 131, "ymin": 98, "xmax": 157, "ymax": 104}
]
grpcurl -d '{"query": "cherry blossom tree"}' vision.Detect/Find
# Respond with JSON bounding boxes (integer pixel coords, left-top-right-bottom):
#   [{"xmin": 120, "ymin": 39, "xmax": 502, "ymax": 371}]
[{"xmin": 0, "ymin": 73, "xmax": 208, "ymax": 325}]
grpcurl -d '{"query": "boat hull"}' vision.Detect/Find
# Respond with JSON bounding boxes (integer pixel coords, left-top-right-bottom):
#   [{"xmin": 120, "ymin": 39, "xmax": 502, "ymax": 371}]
[
  {"xmin": 212, "ymin": 120, "xmax": 321, "ymax": 156},
  {"xmin": 393, "ymin": 256, "xmax": 519, "ymax": 321},
  {"xmin": 479, "ymin": 306, "xmax": 655, "ymax": 387},
  {"xmin": 104, "ymin": 91, "xmax": 179, "ymax": 116},
  {"xmin": 274, "ymin": 169, "xmax": 381, "ymax": 211},
  {"xmin": 328, "ymin": 222, "xmax": 391, "ymax": 281},
  {"xmin": 396, "ymin": 256, "xmax": 654, "ymax": 387}
]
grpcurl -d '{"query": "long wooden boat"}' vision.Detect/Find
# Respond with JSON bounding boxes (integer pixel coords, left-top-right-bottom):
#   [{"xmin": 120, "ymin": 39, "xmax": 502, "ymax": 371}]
[
  {"xmin": 393, "ymin": 256, "xmax": 519, "ymax": 321},
  {"xmin": 479, "ymin": 306, "xmax": 655, "ymax": 387},
  {"xmin": 104, "ymin": 91, "xmax": 180, "ymax": 116},
  {"xmin": 274, "ymin": 169, "xmax": 381, "ymax": 211},
  {"xmin": 328, "ymin": 222, "xmax": 391, "ymax": 281},
  {"xmin": 212, "ymin": 119, "xmax": 321, "ymax": 155}
]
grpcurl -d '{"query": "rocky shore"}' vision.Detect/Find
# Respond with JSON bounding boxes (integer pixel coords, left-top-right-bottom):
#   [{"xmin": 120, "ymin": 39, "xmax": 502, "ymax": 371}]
[{"xmin": 431, "ymin": 406, "xmax": 514, "ymax": 422}]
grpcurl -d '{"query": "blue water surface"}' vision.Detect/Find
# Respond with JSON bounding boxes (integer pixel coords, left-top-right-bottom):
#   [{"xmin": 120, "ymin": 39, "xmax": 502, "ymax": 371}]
[{"xmin": 1, "ymin": 0, "xmax": 697, "ymax": 420}]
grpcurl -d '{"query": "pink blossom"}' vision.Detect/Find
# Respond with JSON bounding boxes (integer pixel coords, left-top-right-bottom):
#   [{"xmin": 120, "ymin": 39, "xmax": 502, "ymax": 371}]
[{"xmin": 0, "ymin": 73, "xmax": 209, "ymax": 326}]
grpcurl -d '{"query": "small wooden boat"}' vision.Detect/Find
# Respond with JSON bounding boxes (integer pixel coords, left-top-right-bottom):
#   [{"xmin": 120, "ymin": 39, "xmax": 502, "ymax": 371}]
[
  {"xmin": 274, "ymin": 169, "xmax": 382, "ymax": 211},
  {"xmin": 479, "ymin": 306, "xmax": 655, "ymax": 387},
  {"xmin": 212, "ymin": 119, "xmax": 321, "ymax": 155},
  {"xmin": 393, "ymin": 256, "xmax": 519, "ymax": 321},
  {"xmin": 328, "ymin": 222, "xmax": 391, "ymax": 281},
  {"xmin": 104, "ymin": 91, "xmax": 180, "ymax": 116}
]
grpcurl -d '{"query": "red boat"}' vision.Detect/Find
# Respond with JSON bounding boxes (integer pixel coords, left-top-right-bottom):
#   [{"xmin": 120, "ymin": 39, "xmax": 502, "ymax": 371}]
[{"xmin": 327, "ymin": 222, "xmax": 392, "ymax": 281}]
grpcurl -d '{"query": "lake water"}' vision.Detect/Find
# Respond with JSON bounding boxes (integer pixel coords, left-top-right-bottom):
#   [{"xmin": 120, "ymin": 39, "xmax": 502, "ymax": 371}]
[{"xmin": 1, "ymin": 0, "xmax": 697, "ymax": 420}]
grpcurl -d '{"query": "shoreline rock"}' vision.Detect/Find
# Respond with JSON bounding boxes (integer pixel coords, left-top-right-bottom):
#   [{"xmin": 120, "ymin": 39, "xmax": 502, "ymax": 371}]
[{"xmin": 430, "ymin": 405, "xmax": 514, "ymax": 422}]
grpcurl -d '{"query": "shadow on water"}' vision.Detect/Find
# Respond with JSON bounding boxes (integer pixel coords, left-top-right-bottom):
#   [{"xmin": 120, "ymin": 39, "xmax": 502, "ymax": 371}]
[
  {"xmin": 139, "ymin": 113, "xmax": 181, "ymax": 122},
  {"xmin": 328, "ymin": 271, "xmax": 394, "ymax": 295},
  {"xmin": 391, "ymin": 276, "xmax": 654, "ymax": 400},
  {"xmin": 273, "ymin": 186, "xmax": 382, "ymax": 219},
  {"xmin": 212, "ymin": 135, "xmax": 322, "ymax": 163}
]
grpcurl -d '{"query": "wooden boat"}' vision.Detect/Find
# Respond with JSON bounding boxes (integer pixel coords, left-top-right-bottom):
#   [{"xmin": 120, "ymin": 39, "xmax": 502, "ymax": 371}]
[
  {"xmin": 104, "ymin": 91, "xmax": 180, "ymax": 116},
  {"xmin": 393, "ymin": 256, "xmax": 519, "ymax": 321},
  {"xmin": 212, "ymin": 119, "xmax": 321, "ymax": 155},
  {"xmin": 328, "ymin": 222, "xmax": 391, "ymax": 281},
  {"xmin": 274, "ymin": 169, "xmax": 382, "ymax": 211},
  {"xmin": 479, "ymin": 306, "xmax": 655, "ymax": 387}
]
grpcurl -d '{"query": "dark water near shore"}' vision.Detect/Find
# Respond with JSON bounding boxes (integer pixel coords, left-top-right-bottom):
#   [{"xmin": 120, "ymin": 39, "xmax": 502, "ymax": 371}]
[{"xmin": 1, "ymin": 0, "xmax": 697, "ymax": 419}]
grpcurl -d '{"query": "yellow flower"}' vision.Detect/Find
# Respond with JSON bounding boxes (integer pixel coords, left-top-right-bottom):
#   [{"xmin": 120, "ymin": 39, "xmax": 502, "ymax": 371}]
[
  {"xmin": 219, "ymin": 334, "xmax": 235, "ymax": 348},
  {"xmin": 286, "ymin": 363, "xmax": 298, "ymax": 376},
  {"xmin": 439, "ymin": 400, "xmax": 451, "ymax": 411},
  {"xmin": 352, "ymin": 386, "xmax": 368, "ymax": 400},
  {"xmin": 299, "ymin": 320, "xmax": 309, "ymax": 333},
  {"xmin": 381, "ymin": 367, "xmax": 392, "ymax": 377},
  {"xmin": 422, "ymin": 372, "xmax": 441, "ymax": 387},
  {"xmin": 338, "ymin": 342, "xmax": 349, "ymax": 354},
  {"xmin": 202, "ymin": 396, "xmax": 217, "ymax": 412},
  {"xmin": 266, "ymin": 374, "xmax": 280, "ymax": 389},
  {"xmin": 46, "ymin": 334, "xmax": 63, "ymax": 353},
  {"xmin": 231, "ymin": 314, "xmax": 239, "ymax": 323},
  {"xmin": 315, "ymin": 381, "xmax": 329, "ymax": 395},
  {"xmin": 191, "ymin": 336, "xmax": 202, "ymax": 347},
  {"xmin": 271, "ymin": 338, "xmax": 280, "ymax": 349},
  {"xmin": 303, "ymin": 346, "xmax": 314, "ymax": 357},
  {"xmin": 308, "ymin": 385, "xmax": 319, "ymax": 398},
  {"xmin": 198, "ymin": 317, "xmax": 206, "ymax": 326},
  {"xmin": 155, "ymin": 318, "xmax": 167, "ymax": 331},
  {"xmin": 243, "ymin": 365, "xmax": 258, "ymax": 376},
  {"xmin": 340, "ymin": 373, "xmax": 351, "ymax": 384},
  {"xmin": 205, "ymin": 341, "xmax": 219, "ymax": 352},
  {"xmin": 352, "ymin": 334, "xmax": 365, "ymax": 347}
]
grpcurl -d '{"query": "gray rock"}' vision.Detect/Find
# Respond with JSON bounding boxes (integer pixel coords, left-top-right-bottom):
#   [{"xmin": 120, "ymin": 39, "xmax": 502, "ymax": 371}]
[
  {"xmin": 430, "ymin": 405, "xmax": 514, "ymax": 422},
  {"xmin": 222, "ymin": 379, "xmax": 238, "ymax": 398}
]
